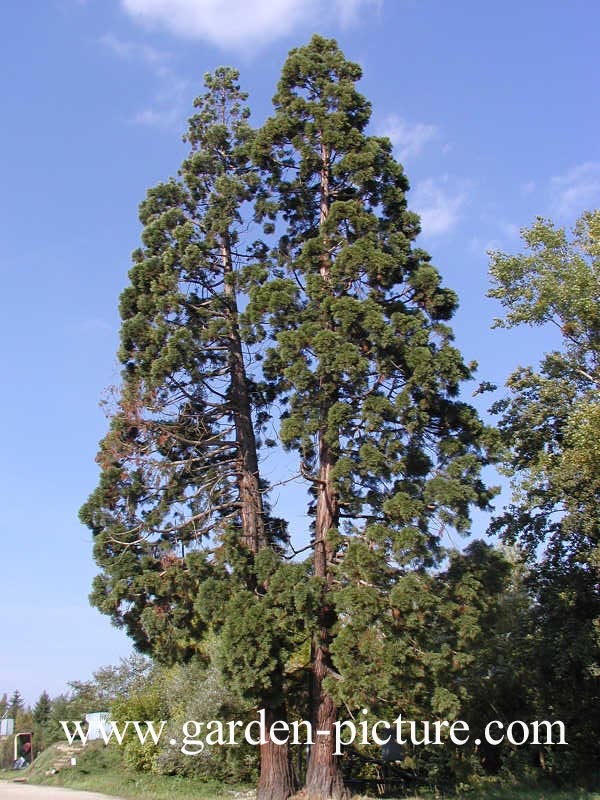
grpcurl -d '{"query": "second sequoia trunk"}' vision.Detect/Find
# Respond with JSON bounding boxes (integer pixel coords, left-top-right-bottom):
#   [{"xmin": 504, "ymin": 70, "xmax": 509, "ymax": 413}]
[{"xmin": 305, "ymin": 440, "xmax": 346, "ymax": 799}]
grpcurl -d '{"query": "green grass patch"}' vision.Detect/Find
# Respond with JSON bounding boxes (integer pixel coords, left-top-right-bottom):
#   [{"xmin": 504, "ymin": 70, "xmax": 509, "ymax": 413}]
[
  {"xmin": 415, "ymin": 782, "xmax": 600, "ymax": 800},
  {"xmin": 21, "ymin": 741, "xmax": 252, "ymax": 800}
]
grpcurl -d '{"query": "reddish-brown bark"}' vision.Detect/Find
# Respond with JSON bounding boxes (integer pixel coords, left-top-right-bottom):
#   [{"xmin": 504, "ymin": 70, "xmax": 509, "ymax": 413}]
[
  {"xmin": 304, "ymin": 139, "xmax": 347, "ymax": 798},
  {"xmin": 221, "ymin": 235, "xmax": 294, "ymax": 800},
  {"xmin": 304, "ymin": 444, "xmax": 347, "ymax": 800},
  {"xmin": 258, "ymin": 706, "xmax": 296, "ymax": 800}
]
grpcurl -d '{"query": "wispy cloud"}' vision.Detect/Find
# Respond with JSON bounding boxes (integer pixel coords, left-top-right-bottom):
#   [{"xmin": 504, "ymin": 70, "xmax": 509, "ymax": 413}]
[
  {"xmin": 120, "ymin": 0, "xmax": 381, "ymax": 49},
  {"xmin": 79, "ymin": 318, "xmax": 114, "ymax": 334},
  {"xmin": 377, "ymin": 113, "xmax": 438, "ymax": 162},
  {"xmin": 335, "ymin": 0, "xmax": 382, "ymax": 26},
  {"xmin": 479, "ymin": 213, "xmax": 520, "ymax": 241},
  {"xmin": 468, "ymin": 237, "xmax": 502, "ymax": 256},
  {"xmin": 467, "ymin": 214, "xmax": 519, "ymax": 256},
  {"xmin": 411, "ymin": 176, "xmax": 468, "ymax": 236},
  {"xmin": 132, "ymin": 97, "xmax": 186, "ymax": 128},
  {"xmin": 551, "ymin": 162, "xmax": 600, "ymax": 217},
  {"xmin": 498, "ymin": 221, "xmax": 520, "ymax": 239},
  {"xmin": 99, "ymin": 32, "xmax": 169, "ymax": 71},
  {"xmin": 99, "ymin": 32, "xmax": 188, "ymax": 128},
  {"xmin": 131, "ymin": 66, "xmax": 190, "ymax": 128}
]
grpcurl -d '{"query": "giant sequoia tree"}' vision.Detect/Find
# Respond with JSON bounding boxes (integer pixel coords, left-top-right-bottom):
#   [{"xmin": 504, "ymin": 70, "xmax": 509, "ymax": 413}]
[
  {"xmin": 82, "ymin": 40, "xmax": 498, "ymax": 800},
  {"xmin": 249, "ymin": 36, "xmax": 496, "ymax": 799},
  {"xmin": 80, "ymin": 68, "xmax": 294, "ymax": 800}
]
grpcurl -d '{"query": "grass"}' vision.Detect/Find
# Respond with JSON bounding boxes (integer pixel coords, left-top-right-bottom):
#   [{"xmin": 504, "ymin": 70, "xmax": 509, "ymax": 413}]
[
  {"xmin": 6, "ymin": 741, "xmax": 252, "ymax": 800},
  {"xmin": 420, "ymin": 788, "xmax": 600, "ymax": 800},
  {"xmin": 3, "ymin": 744, "xmax": 600, "ymax": 800}
]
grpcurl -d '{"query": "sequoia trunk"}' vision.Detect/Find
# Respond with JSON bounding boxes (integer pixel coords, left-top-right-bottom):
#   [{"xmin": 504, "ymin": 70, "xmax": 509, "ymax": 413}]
[
  {"xmin": 258, "ymin": 706, "xmax": 296, "ymax": 800},
  {"xmin": 221, "ymin": 236, "xmax": 293, "ymax": 799},
  {"xmin": 304, "ymin": 139, "xmax": 347, "ymax": 798},
  {"xmin": 305, "ymin": 440, "xmax": 346, "ymax": 799},
  {"xmin": 221, "ymin": 236, "xmax": 267, "ymax": 554}
]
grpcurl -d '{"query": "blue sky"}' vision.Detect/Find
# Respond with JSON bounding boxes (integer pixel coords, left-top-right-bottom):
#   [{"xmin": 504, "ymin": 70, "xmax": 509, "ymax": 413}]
[{"xmin": 1, "ymin": 0, "xmax": 599, "ymax": 705}]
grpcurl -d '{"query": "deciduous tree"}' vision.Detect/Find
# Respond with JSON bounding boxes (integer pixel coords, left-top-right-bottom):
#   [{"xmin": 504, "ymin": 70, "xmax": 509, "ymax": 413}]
[
  {"xmin": 489, "ymin": 211, "xmax": 600, "ymax": 567},
  {"xmin": 488, "ymin": 210, "xmax": 600, "ymax": 778}
]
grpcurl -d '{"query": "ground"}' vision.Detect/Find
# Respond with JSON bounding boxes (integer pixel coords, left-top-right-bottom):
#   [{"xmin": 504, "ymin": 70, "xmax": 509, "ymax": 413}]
[
  {"xmin": 0, "ymin": 784, "xmax": 126, "ymax": 800},
  {"xmin": 1, "ymin": 743, "xmax": 599, "ymax": 800}
]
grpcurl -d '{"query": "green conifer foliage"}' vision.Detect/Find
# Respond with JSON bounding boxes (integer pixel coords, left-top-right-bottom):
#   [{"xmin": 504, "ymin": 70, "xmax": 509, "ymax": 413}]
[
  {"xmin": 32, "ymin": 691, "xmax": 51, "ymax": 725},
  {"xmin": 249, "ymin": 35, "xmax": 496, "ymax": 799},
  {"xmin": 8, "ymin": 690, "xmax": 25, "ymax": 720},
  {"xmin": 79, "ymin": 68, "xmax": 294, "ymax": 800}
]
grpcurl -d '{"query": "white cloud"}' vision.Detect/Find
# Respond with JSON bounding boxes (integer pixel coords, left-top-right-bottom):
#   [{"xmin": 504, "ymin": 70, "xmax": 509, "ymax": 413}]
[
  {"xmin": 121, "ymin": 0, "xmax": 313, "ymax": 47},
  {"xmin": 551, "ymin": 162, "xmax": 600, "ymax": 217},
  {"xmin": 99, "ymin": 32, "xmax": 168, "ymax": 68},
  {"xmin": 499, "ymin": 221, "xmax": 520, "ymax": 239},
  {"xmin": 411, "ymin": 176, "xmax": 468, "ymax": 236},
  {"xmin": 377, "ymin": 113, "xmax": 438, "ymax": 162},
  {"xmin": 99, "ymin": 32, "xmax": 188, "ymax": 128},
  {"xmin": 131, "ymin": 73, "xmax": 190, "ymax": 128},
  {"xmin": 79, "ymin": 318, "xmax": 114, "ymax": 334},
  {"xmin": 467, "ymin": 214, "xmax": 519, "ymax": 255},
  {"xmin": 479, "ymin": 213, "xmax": 520, "ymax": 241},
  {"xmin": 120, "ymin": 0, "xmax": 380, "ymax": 48},
  {"xmin": 468, "ymin": 237, "xmax": 501, "ymax": 256},
  {"xmin": 335, "ymin": 0, "xmax": 382, "ymax": 27},
  {"xmin": 132, "ymin": 104, "xmax": 183, "ymax": 127}
]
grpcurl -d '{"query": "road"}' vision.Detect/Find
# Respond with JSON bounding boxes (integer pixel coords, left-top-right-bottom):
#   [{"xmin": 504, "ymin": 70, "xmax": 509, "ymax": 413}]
[{"xmin": 0, "ymin": 783, "xmax": 126, "ymax": 800}]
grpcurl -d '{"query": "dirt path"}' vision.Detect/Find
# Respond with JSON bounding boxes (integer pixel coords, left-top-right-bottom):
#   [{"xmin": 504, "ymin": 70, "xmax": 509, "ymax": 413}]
[{"xmin": 0, "ymin": 782, "xmax": 126, "ymax": 800}]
